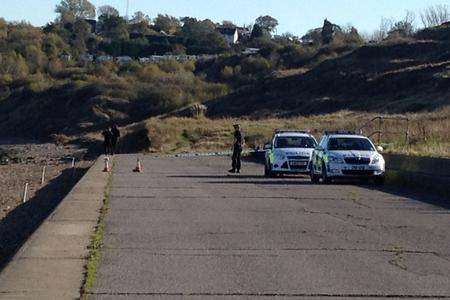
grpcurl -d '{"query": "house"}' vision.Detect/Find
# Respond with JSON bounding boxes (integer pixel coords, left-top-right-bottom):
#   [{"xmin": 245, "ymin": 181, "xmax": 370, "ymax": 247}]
[
  {"xmin": 96, "ymin": 55, "xmax": 113, "ymax": 63},
  {"xmin": 242, "ymin": 48, "xmax": 260, "ymax": 55},
  {"xmin": 116, "ymin": 56, "xmax": 133, "ymax": 64},
  {"xmin": 300, "ymin": 19, "xmax": 341, "ymax": 45},
  {"xmin": 59, "ymin": 52, "xmax": 71, "ymax": 62},
  {"xmin": 139, "ymin": 57, "xmax": 151, "ymax": 63},
  {"xmin": 80, "ymin": 54, "xmax": 94, "ymax": 62},
  {"xmin": 217, "ymin": 27, "xmax": 239, "ymax": 46}
]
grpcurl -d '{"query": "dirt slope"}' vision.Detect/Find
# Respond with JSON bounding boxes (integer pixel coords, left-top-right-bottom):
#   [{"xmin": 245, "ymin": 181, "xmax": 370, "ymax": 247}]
[{"xmin": 206, "ymin": 40, "xmax": 450, "ymax": 117}]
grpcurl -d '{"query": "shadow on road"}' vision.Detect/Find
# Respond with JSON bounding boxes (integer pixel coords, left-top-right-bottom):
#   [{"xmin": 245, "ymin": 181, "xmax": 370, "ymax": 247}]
[
  {"xmin": 0, "ymin": 167, "xmax": 87, "ymax": 270},
  {"xmin": 361, "ymin": 184, "xmax": 450, "ymax": 210},
  {"xmin": 205, "ymin": 180, "xmax": 311, "ymax": 185},
  {"xmin": 168, "ymin": 175, "xmax": 265, "ymax": 179}
]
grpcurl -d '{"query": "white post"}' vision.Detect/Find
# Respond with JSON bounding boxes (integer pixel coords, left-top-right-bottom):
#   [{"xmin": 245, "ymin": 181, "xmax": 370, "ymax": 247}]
[
  {"xmin": 40, "ymin": 166, "xmax": 46, "ymax": 185},
  {"xmin": 71, "ymin": 157, "xmax": 75, "ymax": 168},
  {"xmin": 22, "ymin": 183, "xmax": 29, "ymax": 203}
]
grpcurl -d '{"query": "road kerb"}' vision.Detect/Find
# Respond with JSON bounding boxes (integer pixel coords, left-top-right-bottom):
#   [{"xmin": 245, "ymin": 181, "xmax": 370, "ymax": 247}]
[{"xmin": 0, "ymin": 156, "xmax": 110, "ymax": 300}]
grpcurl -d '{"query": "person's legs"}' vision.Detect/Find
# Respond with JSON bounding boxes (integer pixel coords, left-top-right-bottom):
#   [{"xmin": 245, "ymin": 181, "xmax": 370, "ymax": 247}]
[
  {"xmin": 111, "ymin": 140, "xmax": 116, "ymax": 155},
  {"xmin": 230, "ymin": 147, "xmax": 238, "ymax": 172},
  {"xmin": 236, "ymin": 148, "xmax": 242, "ymax": 173}
]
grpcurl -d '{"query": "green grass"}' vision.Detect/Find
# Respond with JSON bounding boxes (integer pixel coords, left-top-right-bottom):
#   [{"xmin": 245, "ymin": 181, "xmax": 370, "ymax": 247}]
[{"xmin": 80, "ymin": 163, "xmax": 113, "ymax": 299}]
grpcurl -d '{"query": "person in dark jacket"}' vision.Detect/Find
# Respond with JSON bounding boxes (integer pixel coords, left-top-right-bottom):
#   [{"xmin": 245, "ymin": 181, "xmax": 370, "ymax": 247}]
[
  {"xmin": 110, "ymin": 124, "xmax": 120, "ymax": 155},
  {"xmin": 229, "ymin": 124, "xmax": 243, "ymax": 174},
  {"xmin": 102, "ymin": 129, "xmax": 113, "ymax": 156}
]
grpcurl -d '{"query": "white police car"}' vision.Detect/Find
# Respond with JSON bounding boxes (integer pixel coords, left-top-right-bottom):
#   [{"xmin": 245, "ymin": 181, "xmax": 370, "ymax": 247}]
[
  {"xmin": 264, "ymin": 130, "xmax": 318, "ymax": 177},
  {"xmin": 310, "ymin": 131, "xmax": 385, "ymax": 184}
]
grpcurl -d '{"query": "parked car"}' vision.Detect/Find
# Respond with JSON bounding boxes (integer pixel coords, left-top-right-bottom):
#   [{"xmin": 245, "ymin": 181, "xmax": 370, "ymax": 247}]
[
  {"xmin": 310, "ymin": 131, "xmax": 385, "ymax": 184},
  {"xmin": 264, "ymin": 130, "xmax": 318, "ymax": 177}
]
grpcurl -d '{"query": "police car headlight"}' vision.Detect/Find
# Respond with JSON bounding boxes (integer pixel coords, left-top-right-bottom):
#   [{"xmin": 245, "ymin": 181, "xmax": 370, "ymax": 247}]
[{"xmin": 371, "ymin": 154, "xmax": 381, "ymax": 164}]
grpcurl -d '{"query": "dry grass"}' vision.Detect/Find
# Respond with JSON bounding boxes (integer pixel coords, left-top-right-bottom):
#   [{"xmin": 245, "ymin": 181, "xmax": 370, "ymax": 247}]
[{"xmin": 128, "ymin": 107, "xmax": 449, "ymax": 157}]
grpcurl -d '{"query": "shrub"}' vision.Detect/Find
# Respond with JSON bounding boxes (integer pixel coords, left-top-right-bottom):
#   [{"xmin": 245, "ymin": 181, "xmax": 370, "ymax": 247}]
[{"xmin": 241, "ymin": 56, "xmax": 272, "ymax": 75}]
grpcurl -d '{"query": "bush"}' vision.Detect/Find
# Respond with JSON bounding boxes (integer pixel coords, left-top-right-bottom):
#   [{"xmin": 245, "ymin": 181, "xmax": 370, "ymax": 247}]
[
  {"xmin": 241, "ymin": 56, "xmax": 272, "ymax": 75},
  {"xmin": 158, "ymin": 59, "xmax": 184, "ymax": 73}
]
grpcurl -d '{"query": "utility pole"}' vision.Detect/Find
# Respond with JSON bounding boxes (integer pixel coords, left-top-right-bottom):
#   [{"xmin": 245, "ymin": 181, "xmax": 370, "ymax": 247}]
[{"xmin": 126, "ymin": 0, "xmax": 130, "ymax": 21}]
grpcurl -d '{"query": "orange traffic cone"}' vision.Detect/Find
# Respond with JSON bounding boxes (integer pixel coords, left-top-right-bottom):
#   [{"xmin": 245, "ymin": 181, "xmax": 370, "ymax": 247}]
[
  {"xmin": 133, "ymin": 158, "xmax": 143, "ymax": 173},
  {"xmin": 103, "ymin": 156, "xmax": 110, "ymax": 172}
]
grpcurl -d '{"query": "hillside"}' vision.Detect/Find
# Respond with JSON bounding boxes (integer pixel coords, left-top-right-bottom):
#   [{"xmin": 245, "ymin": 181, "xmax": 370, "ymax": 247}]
[
  {"xmin": 206, "ymin": 39, "xmax": 450, "ymax": 117},
  {"xmin": 0, "ymin": 13, "xmax": 449, "ymax": 141}
]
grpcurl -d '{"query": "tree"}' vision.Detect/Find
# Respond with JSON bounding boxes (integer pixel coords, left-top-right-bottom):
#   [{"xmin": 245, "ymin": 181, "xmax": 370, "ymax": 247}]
[
  {"xmin": 98, "ymin": 14, "xmax": 129, "ymax": 40},
  {"xmin": 251, "ymin": 24, "xmax": 270, "ymax": 40},
  {"xmin": 421, "ymin": 4, "xmax": 450, "ymax": 28},
  {"xmin": 181, "ymin": 18, "xmax": 226, "ymax": 53},
  {"xmin": 221, "ymin": 20, "xmax": 236, "ymax": 28},
  {"xmin": 73, "ymin": 19, "xmax": 91, "ymax": 54},
  {"xmin": 387, "ymin": 11, "xmax": 416, "ymax": 39},
  {"xmin": 371, "ymin": 18, "xmax": 394, "ymax": 42},
  {"xmin": 98, "ymin": 5, "xmax": 119, "ymax": 18},
  {"xmin": 154, "ymin": 14, "xmax": 181, "ymax": 34},
  {"xmin": 43, "ymin": 33, "xmax": 69, "ymax": 58},
  {"xmin": 55, "ymin": 0, "xmax": 96, "ymax": 20},
  {"xmin": 0, "ymin": 51, "xmax": 29, "ymax": 78},
  {"xmin": 255, "ymin": 15, "xmax": 279, "ymax": 34},
  {"xmin": 0, "ymin": 18, "xmax": 7, "ymax": 40},
  {"xmin": 130, "ymin": 11, "xmax": 150, "ymax": 24}
]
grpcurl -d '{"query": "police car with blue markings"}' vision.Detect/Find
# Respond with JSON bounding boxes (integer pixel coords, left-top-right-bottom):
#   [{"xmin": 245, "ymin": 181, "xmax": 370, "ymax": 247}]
[
  {"xmin": 264, "ymin": 130, "xmax": 318, "ymax": 177},
  {"xmin": 310, "ymin": 131, "xmax": 385, "ymax": 184}
]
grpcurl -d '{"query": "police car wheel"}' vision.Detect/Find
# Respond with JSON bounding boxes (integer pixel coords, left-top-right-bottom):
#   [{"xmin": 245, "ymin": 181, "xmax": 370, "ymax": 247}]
[{"xmin": 374, "ymin": 176, "xmax": 385, "ymax": 185}]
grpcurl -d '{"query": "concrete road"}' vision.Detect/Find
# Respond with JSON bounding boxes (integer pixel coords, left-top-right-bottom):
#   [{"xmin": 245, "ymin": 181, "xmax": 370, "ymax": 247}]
[{"xmin": 90, "ymin": 155, "xmax": 450, "ymax": 299}]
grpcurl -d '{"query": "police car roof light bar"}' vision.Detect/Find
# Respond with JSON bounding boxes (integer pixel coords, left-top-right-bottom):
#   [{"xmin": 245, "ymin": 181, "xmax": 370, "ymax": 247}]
[
  {"xmin": 275, "ymin": 129, "xmax": 311, "ymax": 134},
  {"xmin": 324, "ymin": 130, "xmax": 357, "ymax": 135}
]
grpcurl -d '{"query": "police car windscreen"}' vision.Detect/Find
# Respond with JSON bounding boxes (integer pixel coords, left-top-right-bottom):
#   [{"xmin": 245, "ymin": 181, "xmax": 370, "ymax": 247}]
[
  {"xmin": 274, "ymin": 137, "xmax": 316, "ymax": 148},
  {"xmin": 328, "ymin": 138, "xmax": 374, "ymax": 151}
]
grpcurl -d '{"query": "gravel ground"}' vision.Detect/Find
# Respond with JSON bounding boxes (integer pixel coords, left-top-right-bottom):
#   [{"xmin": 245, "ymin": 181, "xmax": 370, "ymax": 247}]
[{"xmin": 0, "ymin": 140, "xmax": 92, "ymax": 220}]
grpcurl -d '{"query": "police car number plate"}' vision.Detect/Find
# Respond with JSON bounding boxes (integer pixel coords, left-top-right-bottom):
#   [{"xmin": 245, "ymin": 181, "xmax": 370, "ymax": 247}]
[
  {"xmin": 290, "ymin": 161, "xmax": 308, "ymax": 166},
  {"xmin": 351, "ymin": 166, "xmax": 366, "ymax": 170}
]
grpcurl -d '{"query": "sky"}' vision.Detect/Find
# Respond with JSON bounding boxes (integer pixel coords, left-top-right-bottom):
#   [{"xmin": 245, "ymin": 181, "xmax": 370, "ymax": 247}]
[{"xmin": 0, "ymin": 0, "xmax": 449, "ymax": 36}]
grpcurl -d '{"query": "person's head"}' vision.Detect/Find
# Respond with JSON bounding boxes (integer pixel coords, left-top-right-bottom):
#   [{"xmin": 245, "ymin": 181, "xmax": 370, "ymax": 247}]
[{"xmin": 233, "ymin": 124, "xmax": 240, "ymax": 131}]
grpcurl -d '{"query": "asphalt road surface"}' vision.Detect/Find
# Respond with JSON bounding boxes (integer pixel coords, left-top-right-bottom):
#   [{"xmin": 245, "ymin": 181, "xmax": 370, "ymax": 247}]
[{"xmin": 90, "ymin": 155, "xmax": 450, "ymax": 299}]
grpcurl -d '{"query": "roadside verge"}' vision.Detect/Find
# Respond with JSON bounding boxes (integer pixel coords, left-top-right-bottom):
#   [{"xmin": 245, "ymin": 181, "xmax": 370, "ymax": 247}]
[
  {"xmin": 384, "ymin": 153, "xmax": 450, "ymax": 198},
  {"xmin": 0, "ymin": 156, "xmax": 110, "ymax": 299}
]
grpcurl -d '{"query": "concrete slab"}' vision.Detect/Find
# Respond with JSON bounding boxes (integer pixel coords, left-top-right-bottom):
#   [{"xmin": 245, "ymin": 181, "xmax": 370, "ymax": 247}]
[
  {"xmin": 0, "ymin": 156, "xmax": 109, "ymax": 300},
  {"xmin": 92, "ymin": 156, "xmax": 450, "ymax": 299}
]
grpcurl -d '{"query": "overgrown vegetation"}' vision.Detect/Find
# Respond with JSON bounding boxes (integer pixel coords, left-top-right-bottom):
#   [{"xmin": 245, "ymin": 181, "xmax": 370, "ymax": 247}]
[
  {"xmin": 80, "ymin": 162, "xmax": 112, "ymax": 299},
  {"xmin": 122, "ymin": 107, "xmax": 449, "ymax": 157},
  {"xmin": 0, "ymin": 1, "xmax": 449, "ymax": 157}
]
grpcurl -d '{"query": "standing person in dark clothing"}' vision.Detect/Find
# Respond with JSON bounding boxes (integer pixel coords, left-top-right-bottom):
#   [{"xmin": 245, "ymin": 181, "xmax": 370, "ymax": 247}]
[
  {"xmin": 111, "ymin": 124, "xmax": 120, "ymax": 155},
  {"xmin": 102, "ymin": 128, "xmax": 113, "ymax": 156},
  {"xmin": 229, "ymin": 124, "xmax": 243, "ymax": 174}
]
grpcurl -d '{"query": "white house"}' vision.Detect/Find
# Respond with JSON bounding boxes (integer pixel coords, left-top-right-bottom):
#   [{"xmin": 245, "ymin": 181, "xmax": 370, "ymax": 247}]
[
  {"xmin": 116, "ymin": 56, "xmax": 133, "ymax": 64},
  {"xmin": 217, "ymin": 27, "xmax": 239, "ymax": 46},
  {"xmin": 80, "ymin": 54, "xmax": 94, "ymax": 62},
  {"xmin": 96, "ymin": 55, "xmax": 113, "ymax": 63}
]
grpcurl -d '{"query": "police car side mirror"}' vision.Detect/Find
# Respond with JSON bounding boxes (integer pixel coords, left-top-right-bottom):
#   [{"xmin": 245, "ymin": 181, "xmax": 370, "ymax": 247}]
[
  {"xmin": 377, "ymin": 146, "xmax": 384, "ymax": 153},
  {"xmin": 264, "ymin": 143, "xmax": 272, "ymax": 150}
]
